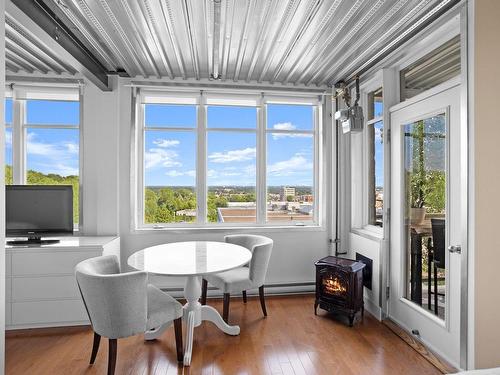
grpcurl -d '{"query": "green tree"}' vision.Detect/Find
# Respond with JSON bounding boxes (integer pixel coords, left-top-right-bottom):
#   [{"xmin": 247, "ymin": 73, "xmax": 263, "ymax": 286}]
[
  {"xmin": 5, "ymin": 165, "xmax": 12, "ymax": 185},
  {"xmin": 207, "ymin": 193, "xmax": 227, "ymax": 223}
]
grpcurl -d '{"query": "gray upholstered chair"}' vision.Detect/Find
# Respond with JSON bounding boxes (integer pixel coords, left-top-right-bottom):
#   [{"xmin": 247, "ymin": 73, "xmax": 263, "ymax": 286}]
[
  {"xmin": 75, "ymin": 255, "xmax": 184, "ymax": 374},
  {"xmin": 201, "ymin": 234, "xmax": 273, "ymax": 323}
]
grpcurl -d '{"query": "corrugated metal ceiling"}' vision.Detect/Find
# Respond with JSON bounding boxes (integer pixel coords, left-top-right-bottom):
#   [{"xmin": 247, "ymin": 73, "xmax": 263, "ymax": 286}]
[
  {"xmin": 5, "ymin": 0, "xmax": 449, "ymax": 87},
  {"xmin": 5, "ymin": 13, "xmax": 78, "ymax": 76}
]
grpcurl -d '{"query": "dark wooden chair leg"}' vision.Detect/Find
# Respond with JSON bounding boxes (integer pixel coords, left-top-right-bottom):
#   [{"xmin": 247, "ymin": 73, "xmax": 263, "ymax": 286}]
[
  {"xmin": 173, "ymin": 317, "xmax": 183, "ymax": 363},
  {"xmin": 242, "ymin": 290, "xmax": 247, "ymax": 303},
  {"xmin": 201, "ymin": 279, "xmax": 208, "ymax": 305},
  {"xmin": 89, "ymin": 332, "xmax": 101, "ymax": 364},
  {"xmin": 434, "ymin": 266, "xmax": 438, "ymax": 315},
  {"xmin": 223, "ymin": 293, "xmax": 230, "ymax": 323},
  {"xmin": 107, "ymin": 339, "xmax": 117, "ymax": 375},
  {"xmin": 259, "ymin": 285, "xmax": 267, "ymax": 317}
]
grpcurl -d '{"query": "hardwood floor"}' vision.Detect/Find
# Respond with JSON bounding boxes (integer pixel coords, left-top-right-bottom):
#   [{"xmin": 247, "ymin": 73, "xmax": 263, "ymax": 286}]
[{"xmin": 6, "ymin": 295, "xmax": 441, "ymax": 375}]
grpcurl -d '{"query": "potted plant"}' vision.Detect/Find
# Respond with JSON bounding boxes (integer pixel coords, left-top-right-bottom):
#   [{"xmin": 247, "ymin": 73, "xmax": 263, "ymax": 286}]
[{"xmin": 409, "ymin": 173, "xmax": 427, "ymax": 225}]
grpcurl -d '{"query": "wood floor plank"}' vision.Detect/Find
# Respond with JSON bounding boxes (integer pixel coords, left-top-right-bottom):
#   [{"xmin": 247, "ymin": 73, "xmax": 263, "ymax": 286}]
[{"xmin": 6, "ymin": 295, "xmax": 442, "ymax": 375}]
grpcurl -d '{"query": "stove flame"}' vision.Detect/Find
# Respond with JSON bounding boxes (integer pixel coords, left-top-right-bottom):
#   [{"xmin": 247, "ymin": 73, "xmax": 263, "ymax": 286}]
[{"xmin": 323, "ymin": 276, "xmax": 346, "ymax": 294}]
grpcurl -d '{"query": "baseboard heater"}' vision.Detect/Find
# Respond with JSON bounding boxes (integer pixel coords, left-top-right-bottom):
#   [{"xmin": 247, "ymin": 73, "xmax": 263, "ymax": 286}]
[{"xmin": 160, "ymin": 281, "xmax": 315, "ymax": 298}]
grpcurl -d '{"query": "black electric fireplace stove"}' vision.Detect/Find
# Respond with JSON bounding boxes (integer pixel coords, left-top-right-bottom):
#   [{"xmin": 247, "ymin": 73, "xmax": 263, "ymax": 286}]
[{"xmin": 314, "ymin": 256, "xmax": 366, "ymax": 327}]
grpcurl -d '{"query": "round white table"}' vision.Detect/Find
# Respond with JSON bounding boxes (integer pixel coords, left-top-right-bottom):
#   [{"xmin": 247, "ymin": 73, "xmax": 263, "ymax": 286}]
[{"xmin": 127, "ymin": 241, "xmax": 252, "ymax": 366}]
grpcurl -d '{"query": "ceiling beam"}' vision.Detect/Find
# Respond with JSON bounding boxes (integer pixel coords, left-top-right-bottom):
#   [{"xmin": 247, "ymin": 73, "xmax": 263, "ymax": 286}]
[
  {"xmin": 211, "ymin": 0, "xmax": 222, "ymax": 79},
  {"xmin": 7, "ymin": 0, "xmax": 110, "ymax": 91}
]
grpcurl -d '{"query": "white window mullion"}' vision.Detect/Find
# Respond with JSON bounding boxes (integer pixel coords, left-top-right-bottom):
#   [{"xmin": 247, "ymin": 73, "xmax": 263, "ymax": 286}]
[
  {"xmin": 314, "ymin": 103, "xmax": 322, "ymax": 225},
  {"xmin": 136, "ymin": 99, "xmax": 145, "ymax": 227},
  {"xmin": 197, "ymin": 93, "xmax": 207, "ymax": 223},
  {"xmin": 12, "ymin": 97, "xmax": 24, "ymax": 184},
  {"xmin": 256, "ymin": 97, "xmax": 267, "ymax": 224}
]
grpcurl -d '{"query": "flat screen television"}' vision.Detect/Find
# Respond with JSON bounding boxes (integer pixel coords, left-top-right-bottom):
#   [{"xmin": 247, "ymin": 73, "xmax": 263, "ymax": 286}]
[{"xmin": 6, "ymin": 185, "xmax": 73, "ymax": 245}]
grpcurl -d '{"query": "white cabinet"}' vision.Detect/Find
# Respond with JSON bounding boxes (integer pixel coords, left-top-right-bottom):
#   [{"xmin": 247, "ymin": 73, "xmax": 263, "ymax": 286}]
[{"xmin": 6, "ymin": 236, "xmax": 120, "ymax": 329}]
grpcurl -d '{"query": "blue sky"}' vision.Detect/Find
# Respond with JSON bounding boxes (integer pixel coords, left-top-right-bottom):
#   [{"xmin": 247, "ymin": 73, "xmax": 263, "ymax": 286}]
[
  {"xmin": 4, "ymin": 98, "xmax": 386, "ymax": 189},
  {"xmin": 5, "ymin": 99, "xmax": 80, "ymax": 176},
  {"xmin": 144, "ymin": 104, "xmax": 314, "ymax": 187}
]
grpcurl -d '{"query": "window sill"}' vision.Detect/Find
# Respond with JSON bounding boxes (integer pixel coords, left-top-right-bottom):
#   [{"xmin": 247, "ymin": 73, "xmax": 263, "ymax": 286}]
[
  {"xmin": 351, "ymin": 226, "xmax": 384, "ymax": 242},
  {"xmin": 132, "ymin": 224, "xmax": 326, "ymax": 235}
]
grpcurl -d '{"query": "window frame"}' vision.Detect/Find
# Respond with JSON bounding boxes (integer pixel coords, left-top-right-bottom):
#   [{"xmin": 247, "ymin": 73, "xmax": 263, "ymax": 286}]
[
  {"xmin": 351, "ymin": 73, "xmax": 385, "ymax": 237},
  {"xmin": 366, "ymin": 89, "xmax": 384, "ymax": 229},
  {"xmin": 134, "ymin": 91, "xmax": 322, "ymax": 229},
  {"xmin": 7, "ymin": 86, "xmax": 82, "ymax": 230}
]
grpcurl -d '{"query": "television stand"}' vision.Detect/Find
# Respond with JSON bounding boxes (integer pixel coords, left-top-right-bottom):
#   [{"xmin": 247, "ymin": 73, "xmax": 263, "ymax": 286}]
[{"xmin": 7, "ymin": 236, "xmax": 60, "ymax": 246}]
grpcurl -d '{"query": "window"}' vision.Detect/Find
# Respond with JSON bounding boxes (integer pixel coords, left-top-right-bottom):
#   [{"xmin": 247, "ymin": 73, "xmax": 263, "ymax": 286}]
[
  {"xmin": 207, "ymin": 106, "xmax": 257, "ymax": 223},
  {"xmin": 137, "ymin": 92, "xmax": 320, "ymax": 227},
  {"xmin": 8, "ymin": 90, "xmax": 81, "ymax": 227},
  {"xmin": 367, "ymin": 88, "xmax": 384, "ymax": 227},
  {"xmin": 400, "ymin": 36, "xmax": 460, "ymax": 101},
  {"xmin": 143, "ymin": 104, "xmax": 197, "ymax": 224},
  {"xmin": 266, "ymin": 104, "xmax": 315, "ymax": 224}
]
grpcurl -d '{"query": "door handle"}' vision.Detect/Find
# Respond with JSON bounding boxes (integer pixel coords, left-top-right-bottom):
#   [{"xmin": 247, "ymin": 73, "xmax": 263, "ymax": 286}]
[{"xmin": 448, "ymin": 245, "xmax": 462, "ymax": 254}]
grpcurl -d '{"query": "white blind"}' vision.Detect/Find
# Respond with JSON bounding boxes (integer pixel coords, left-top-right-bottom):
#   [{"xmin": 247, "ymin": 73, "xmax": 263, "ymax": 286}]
[
  {"xmin": 13, "ymin": 85, "xmax": 79, "ymax": 101},
  {"xmin": 263, "ymin": 95, "xmax": 322, "ymax": 106},
  {"xmin": 139, "ymin": 89, "xmax": 199, "ymax": 105},
  {"xmin": 204, "ymin": 92, "xmax": 260, "ymax": 107}
]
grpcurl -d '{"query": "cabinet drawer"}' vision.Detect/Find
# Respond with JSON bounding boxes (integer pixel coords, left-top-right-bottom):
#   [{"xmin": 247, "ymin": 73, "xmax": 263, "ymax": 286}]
[
  {"xmin": 12, "ymin": 251, "xmax": 101, "ymax": 275},
  {"xmin": 12, "ymin": 276, "xmax": 80, "ymax": 301},
  {"xmin": 12, "ymin": 300, "xmax": 88, "ymax": 325}
]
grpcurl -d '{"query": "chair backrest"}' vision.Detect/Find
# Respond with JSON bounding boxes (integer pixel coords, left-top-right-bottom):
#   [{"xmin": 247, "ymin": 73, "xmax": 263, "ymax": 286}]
[
  {"xmin": 225, "ymin": 234, "xmax": 273, "ymax": 286},
  {"xmin": 75, "ymin": 255, "xmax": 148, "ymax": 339},
  {"xmin": 431, "ymin": 218, "xmax": 446, "ymax": 268}
]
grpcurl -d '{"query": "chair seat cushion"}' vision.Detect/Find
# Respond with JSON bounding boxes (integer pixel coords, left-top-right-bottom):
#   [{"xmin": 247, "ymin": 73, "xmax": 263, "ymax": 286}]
[
  {"xmin": 146, "ymin": 284, "xmax": 183, "ymax": 330},
  {"xmin": 205, "ymin": 267, "xmax": 255, "ymax": 294}
]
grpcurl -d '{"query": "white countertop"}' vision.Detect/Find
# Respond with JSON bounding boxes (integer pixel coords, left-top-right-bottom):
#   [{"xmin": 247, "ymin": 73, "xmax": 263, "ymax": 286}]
[{"xmin": 6, "ymin": 236, "xmax": 119, "ymax": 249}]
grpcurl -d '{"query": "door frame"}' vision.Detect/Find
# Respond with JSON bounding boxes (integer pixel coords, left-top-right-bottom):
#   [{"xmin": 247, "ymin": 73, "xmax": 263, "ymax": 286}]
[{"xmin": 388, "ymin": 78, "xmax": 468, "ymax": 372}]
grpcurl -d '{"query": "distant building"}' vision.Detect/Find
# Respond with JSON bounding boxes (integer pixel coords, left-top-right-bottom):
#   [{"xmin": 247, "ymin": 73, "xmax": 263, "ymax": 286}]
[
  {"xmin": 297, "ymin": 194, "xmax": 313, "ymax": 203},
  {"xmin": 175, "ymin": 209, "xmax": 196, "ymax": 217},
  {"xmin": 217, "ymin": 206, "xmax": 312, "ymax": 224},
  {"xmin": 280, "ymin": 186, "xmax": 296, "ymax": 201}
]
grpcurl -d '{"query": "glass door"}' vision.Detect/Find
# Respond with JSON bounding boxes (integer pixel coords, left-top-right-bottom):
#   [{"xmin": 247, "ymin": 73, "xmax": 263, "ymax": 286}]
[{"xmin": 389, "ymin": 83, "xmax": 462, "ymax": 367}]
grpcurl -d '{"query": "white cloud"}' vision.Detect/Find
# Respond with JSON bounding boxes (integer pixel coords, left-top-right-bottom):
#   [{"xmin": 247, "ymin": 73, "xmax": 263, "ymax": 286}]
[
  {"xmin": 144, "ymin": 148, "xmax": 181, "ymax": 169},
  {"xmin": 268, "ymin": 154, "xmax": 313, "ymax": 177},
  {"xmin": 5, "ymin": 131, "xmax": 12, "ymax": 146},
  {"xmin": 65, "ymin": 142, "xmax": 79, "ymax": 154},
  {"xmin": 374, "ymin": 126, "xmax": 383, "ymax": 142},
  {"xmin": 273, "ymin": 122, "xmax": 296, "ymax": 131},
  {"xmin": 271, "ymin": 122, "xmax": 312, "ymax": 140},
  {"xmin": 153, "ymin": 139, "xmax": 180, "ymax": 148},
  {"xmin": 27, "ymin": 133, "xmax": 79, "ymax": 157},
  {"xmin": 26, "ymin": 133, "xmax": 60, "ymax": 156},
  {"xmin": 165, "ymin": 169, "xmax": 196, "ymax": 178},
  {"xmin": 50, "ymin": 163, "xmax": 79, "ymax": 176},
  {"xmin": 208, "ymin": 147, "xmax": 256, "ymax": 163},
  {"xmin": 24, "ymin": 133, "xmax": 79, "ymax": 176}
]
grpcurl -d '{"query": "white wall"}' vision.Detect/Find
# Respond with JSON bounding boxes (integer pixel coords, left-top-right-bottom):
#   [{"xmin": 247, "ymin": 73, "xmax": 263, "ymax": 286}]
[
  {"xmin": 0, "ymin": 0, "xmax": 6, "ymax": 372},
  {"xmin": 81, "ymin": 77, "xmax": 120, "ymax": 236},
  {"xmin": 349, "ymin": 234, "xmax": 382, "ymax": 318},
  {"xmin": 74, "ymin": 78, "xmax": 333, "ymax": 294}
]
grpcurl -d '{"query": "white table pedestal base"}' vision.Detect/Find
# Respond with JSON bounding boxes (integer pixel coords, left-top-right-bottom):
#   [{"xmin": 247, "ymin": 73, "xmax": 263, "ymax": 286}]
[{"xmin": 144, "ymin": 275, "xmax": 240, "ymax": 366}]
